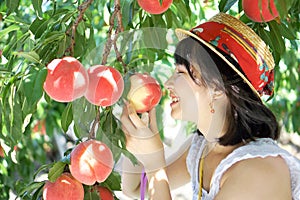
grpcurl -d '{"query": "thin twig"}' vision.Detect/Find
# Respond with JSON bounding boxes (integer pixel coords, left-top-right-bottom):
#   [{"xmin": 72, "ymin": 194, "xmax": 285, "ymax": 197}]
[
  {"xmin": 101, "ymin": 11, "xmax": 117, "ymax": 65},
  {"xmin": 65, "ymin": 0, "xmax": 94, "ymax": 56},
  {"xmin": 115, "ymin": 0, "xmax": 124, "ymax": 32}
]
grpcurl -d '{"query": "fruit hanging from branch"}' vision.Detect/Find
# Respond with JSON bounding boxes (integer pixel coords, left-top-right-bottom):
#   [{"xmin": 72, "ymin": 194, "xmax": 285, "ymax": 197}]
[
  {"xmin": 242, "ymin": 0, "xmax": 279, "ymax": 22},
  {"xmin": 69, "ymin": 139, "xmax": 114, "ymax": 185},
  {"xmin": 96, "ymin": 186, "xmax": 114, "ymax": 200},
  {"xmin": 43, "ymin": 173, "xmax": 84, "ymax": 200},
  {"xmin": 43, "ymin": 57, "xmax": 89, "ymax": 102},
  {"xmin": 127, "ymin": 73, "xmax": 162, "ymax": 113},
  {"xmin": 85, "ymin": 65, "xmax": 124, "ymax": 106},
  {"xmin": 137, "ymin": 0, "xmax": 173, "ymax": 15}
]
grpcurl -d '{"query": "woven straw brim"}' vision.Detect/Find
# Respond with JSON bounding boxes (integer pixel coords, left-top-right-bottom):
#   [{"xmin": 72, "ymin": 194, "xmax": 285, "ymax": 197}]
[
  {"xmin": 210, "ymin": 13, "xmax": 274, "ymax": 70},
  {"xmin": 175, "ymin": 28, "xmax": 259, "ymax": 97}
]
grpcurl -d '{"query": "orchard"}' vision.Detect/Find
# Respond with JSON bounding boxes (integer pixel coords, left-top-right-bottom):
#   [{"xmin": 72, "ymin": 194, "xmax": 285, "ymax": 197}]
[{"xmin": 0, "ymin": 0, "xmax": 299, "ymax": 199}]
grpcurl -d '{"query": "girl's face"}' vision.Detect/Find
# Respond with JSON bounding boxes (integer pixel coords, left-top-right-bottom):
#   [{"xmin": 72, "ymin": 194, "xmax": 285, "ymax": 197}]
[{"xmin": 164, "ymin": 64, "xmax": 214, "ymax": 133}]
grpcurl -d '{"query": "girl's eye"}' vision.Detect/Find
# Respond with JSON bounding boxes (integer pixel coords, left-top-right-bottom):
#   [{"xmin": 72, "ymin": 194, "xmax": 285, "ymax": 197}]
[{"xmin": 176, "ymin": 71, "xmax": 184, "ymax": 74}]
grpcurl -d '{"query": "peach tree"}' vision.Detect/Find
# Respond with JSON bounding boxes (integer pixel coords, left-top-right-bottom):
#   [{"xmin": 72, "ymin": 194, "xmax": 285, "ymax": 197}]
[{"xmin": 0, "ymin": 0, "xmax": 299, "ymax": 199}]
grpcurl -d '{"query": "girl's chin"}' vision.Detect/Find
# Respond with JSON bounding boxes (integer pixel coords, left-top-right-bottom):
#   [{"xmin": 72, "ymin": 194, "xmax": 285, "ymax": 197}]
[{"xmin": 170, "ymin": 110, "xmax": 181, "ymax": 120}]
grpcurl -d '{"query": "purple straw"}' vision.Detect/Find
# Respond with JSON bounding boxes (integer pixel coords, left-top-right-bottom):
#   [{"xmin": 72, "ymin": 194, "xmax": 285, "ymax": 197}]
[{"xmin": 140, "ymin": 169, "xmax": 148, "ymax": 200}]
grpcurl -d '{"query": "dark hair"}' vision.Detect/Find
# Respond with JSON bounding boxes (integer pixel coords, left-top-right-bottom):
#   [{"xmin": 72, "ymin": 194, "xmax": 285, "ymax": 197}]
[{"xmin": 174, "ymin": 36, "xmax": 279, "ymax": 146}]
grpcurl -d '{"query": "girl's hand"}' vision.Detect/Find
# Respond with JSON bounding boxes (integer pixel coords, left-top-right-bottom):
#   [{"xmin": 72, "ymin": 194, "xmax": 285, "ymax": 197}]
[{"xmin": 120, "ymin": 101, "xmax": 165, "ymax": 172}]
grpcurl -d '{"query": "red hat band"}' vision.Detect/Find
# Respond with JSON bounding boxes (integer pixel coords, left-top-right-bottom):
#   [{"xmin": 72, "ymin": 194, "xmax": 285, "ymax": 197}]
[{"xmin": 190, "ymin": 21, "xmax": 274, "ymax": 96}]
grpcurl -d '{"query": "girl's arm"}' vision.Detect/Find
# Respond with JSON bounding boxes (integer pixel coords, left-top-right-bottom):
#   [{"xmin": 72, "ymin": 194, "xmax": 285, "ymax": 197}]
[{"xmin": 121, "ymin": 144, "xmax": 191, "ymax": 198}]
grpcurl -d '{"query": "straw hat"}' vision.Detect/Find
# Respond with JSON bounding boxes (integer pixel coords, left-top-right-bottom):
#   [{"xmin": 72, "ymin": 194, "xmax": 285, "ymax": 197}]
[{"xmin": 175, "ymin": 12, "xmax": 275, "ymax": 97}]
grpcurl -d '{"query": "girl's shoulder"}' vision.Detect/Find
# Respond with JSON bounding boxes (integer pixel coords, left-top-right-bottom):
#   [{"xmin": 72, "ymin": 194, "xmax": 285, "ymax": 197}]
[{"xmin": 212, "ymin": 137, "xmax": 300, "ymax": 199}]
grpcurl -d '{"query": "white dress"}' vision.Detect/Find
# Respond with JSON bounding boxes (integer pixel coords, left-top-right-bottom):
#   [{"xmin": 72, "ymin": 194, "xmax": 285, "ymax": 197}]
[{"xmin": 186, "ymin": 134, "xmax": 300, "ymax": 200}]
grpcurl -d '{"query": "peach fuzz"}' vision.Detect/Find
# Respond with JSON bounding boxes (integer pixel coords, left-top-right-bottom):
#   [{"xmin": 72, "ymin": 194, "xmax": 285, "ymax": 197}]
[
  {"xmin": 43, "ymin": 57, "xmax": 88, "ymax": 102},
  {"xmin": 137, "ymin": 0, "xmax": 173, "ymax": 14},
  {"xmin": 43, "ymin": 173, "xmax": 84, "ymax": 200},
  {"xmin": 69, "ymin": 139, "xmax": 114, "ymax": 185},
  {"xmin": 85, "ymin": 65, "xmax": 124, "ymax": 106},
  {"xmin": 127, "ymin": 73, "xmax": 162, "ymax": 113}
]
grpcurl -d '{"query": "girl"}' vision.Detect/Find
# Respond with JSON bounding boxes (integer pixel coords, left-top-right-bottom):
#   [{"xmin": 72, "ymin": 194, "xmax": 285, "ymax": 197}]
[{"xmin": 120, "ymin": 13, "xmax": 300, "ymax": 200}]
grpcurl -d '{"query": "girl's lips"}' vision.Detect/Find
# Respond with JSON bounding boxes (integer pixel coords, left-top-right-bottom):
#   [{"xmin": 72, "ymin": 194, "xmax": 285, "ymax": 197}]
[{"xmin": 169, "ymin": 93, "xmax": 180, "ymax": 106}]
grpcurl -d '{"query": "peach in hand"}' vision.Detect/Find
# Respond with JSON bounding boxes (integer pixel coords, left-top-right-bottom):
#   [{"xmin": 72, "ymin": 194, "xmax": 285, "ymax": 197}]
[
  {"xmin": 43, "ymin": 57, "xmax": 88, "ymax": 102},
  {"xmin": 127, "ymin": 73, "xmax": 162, "ymax": 113},
  {"xmin": 69, "ymin": 139, "xmax": 114, "ymax": 185}
]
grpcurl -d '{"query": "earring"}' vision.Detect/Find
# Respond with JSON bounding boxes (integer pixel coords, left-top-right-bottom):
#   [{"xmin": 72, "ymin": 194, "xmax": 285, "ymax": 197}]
[{"xmin": 209, "ymin": 101, "xmax": 215, "ymax": 113}]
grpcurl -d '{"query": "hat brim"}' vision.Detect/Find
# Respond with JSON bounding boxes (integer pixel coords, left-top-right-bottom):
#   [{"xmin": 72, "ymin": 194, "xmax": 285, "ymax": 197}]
[{"xmin": 175, "ymin": 28, "xmax": 259, "ymax": 97}]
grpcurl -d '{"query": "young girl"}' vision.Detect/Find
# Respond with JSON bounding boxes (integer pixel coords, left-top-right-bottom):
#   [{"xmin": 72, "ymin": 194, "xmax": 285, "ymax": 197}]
[{"xmin": 120, "ymin": 13, "xmax": 300, "ymax": 200}]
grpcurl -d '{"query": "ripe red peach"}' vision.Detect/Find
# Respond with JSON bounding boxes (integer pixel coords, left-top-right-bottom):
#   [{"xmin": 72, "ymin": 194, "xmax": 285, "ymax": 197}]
[
  {"xmin": 43, "ymin": 57, "xmax": 88, "ymax": 102},
  {"xmin": 127, "ymin": 73, "xmax": 162, "ymax": 113},
  {"xmin": 43, "ymin": 173, "xmax": 84, "ymax": 200},
  {"xmin": 69, "ymin": 139, "xmax": 114, "ymax": 185},
  {"xmin": 96, "ymin": 186, "xmax": 114, "ymax": 200},
  {"xmin": 0, "ymin": 145, "xmax": 5, "ymax": 157},
  {"xmin": 137, "ymin": 0, "xmax": 173, "ymax": 15},
  {"xmin": 85, "ymin": 65, "xmax": 124, "ymax": 106},
  {"xmin": 242, "ymin": 0, "xmax": 279, "ymax": 22}
]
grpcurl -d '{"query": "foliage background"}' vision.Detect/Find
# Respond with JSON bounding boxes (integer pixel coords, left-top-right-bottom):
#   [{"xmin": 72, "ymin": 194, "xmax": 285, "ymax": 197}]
[{"xmin": 0, "ymin": 0, "xmax": 299, "ymax": 199}]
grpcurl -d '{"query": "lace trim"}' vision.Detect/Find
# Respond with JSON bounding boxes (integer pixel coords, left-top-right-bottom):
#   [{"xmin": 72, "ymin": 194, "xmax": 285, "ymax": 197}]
[{"xmin": 186, "ymin": 134, "xmax": 300, "ymax": 200}]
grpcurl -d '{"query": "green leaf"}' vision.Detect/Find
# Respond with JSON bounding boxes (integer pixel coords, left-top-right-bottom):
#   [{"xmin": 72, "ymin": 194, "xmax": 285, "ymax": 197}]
[
  {"xmin": 102, "ymin": 171, "xmax": 122, "ymax": 191},
  {"xmin": 84, "ymin": 189, "xmax": 99, "ymax": 200},
  {"xmin": 14, "ymin": 51, "xmax": 40, "ymax": 63},
  {"xmin": 277, "ymin": 23, "xmax": 297, "ymax": 40},
  {"xmin": 48, "ymin": 161, "xmax": 66, "ymax": 182},
  {"xmin": 18, "ymin": 182, "xmax": 44, "ymax": 197},
  {"xmin": 33, "ymin": 163, "xmax": 53, "ymax": 180},
  {"xmin": 274, "ymin": 0, "xmax": 290, "ymax": 19},
  {"xmin": 61, "ymin": 103, "xmax": 73, "ymax": 133},
  {"xmin": 32, "ymin": 0, "xmax": 43, "ymax": 19},
  {"xmin": 6, "ymin": 0, "xmax": 20, "ymax": 15},
  {"xmin": 20, "ymin": 68, "xmax": 47, "ymax": 115},
  {"xmin": 218, "ymin": 0, "xmax": 238, "ymax": 12},
  {"xmin": 11, "ymin": 92, "xmax": 23, "ymax": 143},
  {"xmin": 0, "ymin": 24, "xmax": 19, "ymax": 40},
  {"xmin": 268, "ymin": 21, "xmax": 285, "ymax": 54},
  {"xmin": 29, "ymin": 18, "xmax": 49, "ymax": 39},
  {"xmin": 31, "ymin": 182, "xmax": 44, "ymax": 200},
  {"xmin": 73, "ymin": 98, "xmax": 96, "ymax": 138}
]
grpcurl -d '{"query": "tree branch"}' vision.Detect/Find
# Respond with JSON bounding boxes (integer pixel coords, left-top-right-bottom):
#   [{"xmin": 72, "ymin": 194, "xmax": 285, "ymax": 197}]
[
  {"xmin": 65, "ymin": 0, "xmax": 94, "ymax": 56},
  {"xmin": 89, "ymin": 0, "xmax": 126, "ymax": 139}
]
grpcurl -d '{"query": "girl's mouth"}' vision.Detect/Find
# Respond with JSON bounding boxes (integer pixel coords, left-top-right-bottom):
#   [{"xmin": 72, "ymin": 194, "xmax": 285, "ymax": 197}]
[{"xmin": 170, "ymin": 93, "xmax": 180, "ymax": 106}]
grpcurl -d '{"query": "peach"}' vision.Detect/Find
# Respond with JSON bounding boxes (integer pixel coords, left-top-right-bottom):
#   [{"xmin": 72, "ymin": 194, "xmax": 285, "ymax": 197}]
[
  {"xmin": 137, "ymin": 0, "xmax": 173, "ymax": 15},
  {"xmin": 127, "ymin": 73, "xmax": 162, "ymax": 113},
  {"xmin": 0, "ymin": 145, "xmax": 5, "ymax": 158},
  {"xmin": 32, "ymin": 120, "xmax": 46, "ymax": 135},
  {"xmin": 243, "ymin": 0, "xmax": 279, "ymax": 22},
  {"xmin": 69, "ymin": 139, "xmax": 114, "ymax": 185},
  {"xmin": 43, "ymin": 173, "xmax": 84, "ymax": 200},
  {"xmin": 96, "ymin": 186, "xmax": 114, "ymax": 200},
  {"xmin": 43, "ymin": 57, "xmax": 88, "ymax": 102},
  {"xmin": 85, "ymin": 65, "xmax": 124, "ymax": 106}
]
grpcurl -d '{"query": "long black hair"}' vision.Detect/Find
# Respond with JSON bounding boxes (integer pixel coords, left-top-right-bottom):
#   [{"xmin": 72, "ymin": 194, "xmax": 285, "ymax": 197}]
[{"xmin": 174, "ymin": 36, "xmax": 279, "ymax": 146}]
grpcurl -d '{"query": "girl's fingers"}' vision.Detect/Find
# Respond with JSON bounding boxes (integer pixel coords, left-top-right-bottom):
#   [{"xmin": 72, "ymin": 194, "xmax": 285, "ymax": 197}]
[
  {"xmin": 127, "ymin": 103, "xmax": 147, "ymax": 129},
  {"xmin": 149, "ymin": 107, "xmax": 158, "ymax": 133},
  {"xmin": 120, "ymin": 103, "xmax": 136, "ymax": 134}
]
